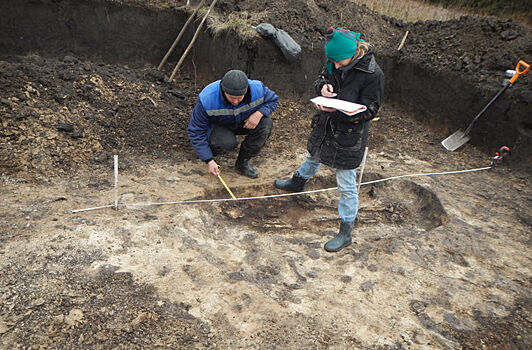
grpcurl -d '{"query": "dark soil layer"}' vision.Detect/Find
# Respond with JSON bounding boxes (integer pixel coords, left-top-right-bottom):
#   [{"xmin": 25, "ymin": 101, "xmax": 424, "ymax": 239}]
[
  {"xmin": 0, "ymin": 55, "xmax": 198, "ymax": 176},
  {"xmin": 1, "ymin": 0, "xmax": 531, "ymax": 174},
  {"xmin": 2, "ymin": 257, "xmax": 217, "ymax": 348}
]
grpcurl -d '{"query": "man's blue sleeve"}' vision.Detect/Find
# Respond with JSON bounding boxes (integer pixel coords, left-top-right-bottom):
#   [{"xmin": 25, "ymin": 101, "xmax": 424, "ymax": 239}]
[
  {"xmin": 257, "ymin": 83, "xmax": 279, "ymax": 117},
  {"xmin": 187, "ymin": 101, "xmax": 213, "ymax": 162}
]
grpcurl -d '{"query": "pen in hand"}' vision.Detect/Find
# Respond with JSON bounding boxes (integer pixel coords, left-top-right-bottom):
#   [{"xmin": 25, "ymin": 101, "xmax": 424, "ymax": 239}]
[
  {"xmin": 321, "ymin": 80, "xmax": 337, "ymax": 98},
  {"xmin": 315, "ymin": 76, "xmax": 337, "ymax": 112}
]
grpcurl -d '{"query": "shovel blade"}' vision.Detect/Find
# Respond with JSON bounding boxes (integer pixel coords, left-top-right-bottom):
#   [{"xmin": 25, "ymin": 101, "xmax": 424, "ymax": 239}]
[{"xmin": 441, "ymin": 130, "xmax": 471, "ymax": 151}]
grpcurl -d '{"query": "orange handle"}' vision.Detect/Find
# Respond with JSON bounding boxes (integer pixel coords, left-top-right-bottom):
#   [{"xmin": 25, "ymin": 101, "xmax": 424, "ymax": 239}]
[{"xmin": 509, "ymin": 60, "xmax": 530, "ymax": 84}]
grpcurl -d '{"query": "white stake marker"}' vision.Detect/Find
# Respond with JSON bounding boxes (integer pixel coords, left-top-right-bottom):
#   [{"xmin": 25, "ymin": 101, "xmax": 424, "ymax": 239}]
[
  {"xmin": 114, "ymin": 155, "xmax": 118, "ymax": 210},
  {"xmin": 358, "ymin": 147, "xmax": 368, "ymax": 193}
]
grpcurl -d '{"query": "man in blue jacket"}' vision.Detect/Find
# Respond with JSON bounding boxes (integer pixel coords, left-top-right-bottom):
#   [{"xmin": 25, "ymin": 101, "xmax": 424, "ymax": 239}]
[{"xmin": 188, "ymin": 70, "xmax": 279, "ymax": 178}]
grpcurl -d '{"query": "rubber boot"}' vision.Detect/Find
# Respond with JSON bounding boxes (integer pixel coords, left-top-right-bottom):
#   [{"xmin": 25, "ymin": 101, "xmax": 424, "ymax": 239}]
[
  {"xmin": 274, "ymin": 172, "xmax": 307, "ymax": 192},
  {"xmin": 235, "ymin": 156, "xmax": 258, "ymax": 178},
  {"xmin": 324, "ymin": 221, "xmax": 353, "ymax": 252}
]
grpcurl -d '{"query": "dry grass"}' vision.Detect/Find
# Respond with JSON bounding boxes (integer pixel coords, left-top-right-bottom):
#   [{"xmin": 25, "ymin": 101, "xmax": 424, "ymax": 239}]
[
  {"xmin": 199, "ymin": 8, "xmax": 266, "ymax": 41},
  {"xmin": 351, "ymin": 0, "xmax": 468, "ymax": 22}
]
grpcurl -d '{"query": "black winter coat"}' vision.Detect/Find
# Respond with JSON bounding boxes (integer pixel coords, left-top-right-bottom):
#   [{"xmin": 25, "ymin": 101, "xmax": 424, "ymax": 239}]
[{"xmin": 307, "ymin": 45, "xmax": 384, "ymax": 169}]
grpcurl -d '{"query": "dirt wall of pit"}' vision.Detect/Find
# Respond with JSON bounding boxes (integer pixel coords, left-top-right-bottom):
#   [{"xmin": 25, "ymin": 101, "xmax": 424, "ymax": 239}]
[{"xmin": 1, "ymin": 0, "xmax": 530, "ymax": 163}]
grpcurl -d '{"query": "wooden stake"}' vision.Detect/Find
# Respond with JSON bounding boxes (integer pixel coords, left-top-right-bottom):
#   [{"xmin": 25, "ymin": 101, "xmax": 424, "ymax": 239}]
[
  {"xmin": 169, "ymin": 0, "xmax": 219, "ymax": 82},
  {"xmin": 157, "ymin": 0, "xmax": 207, "ymax": 70},
  {"xmin": 398, "ymin": 30, "xmax": 409, "ymax": 51}
]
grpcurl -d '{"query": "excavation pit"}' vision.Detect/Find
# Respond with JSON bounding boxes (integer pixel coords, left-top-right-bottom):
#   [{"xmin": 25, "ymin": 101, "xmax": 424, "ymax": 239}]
[{"xmin": 212, "ymin": 174, "xmax": 447, "ymax": 234}]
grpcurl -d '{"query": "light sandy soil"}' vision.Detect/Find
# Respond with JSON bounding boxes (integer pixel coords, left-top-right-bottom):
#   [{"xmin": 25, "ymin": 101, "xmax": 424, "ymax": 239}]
[{"xmin": 1, "ymin": 98, "xmax": 530, "ymax": 348}]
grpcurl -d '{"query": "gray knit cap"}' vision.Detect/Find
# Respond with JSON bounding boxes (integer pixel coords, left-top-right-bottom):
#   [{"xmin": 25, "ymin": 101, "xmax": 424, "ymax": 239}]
[{"xmin": 221, "ymin": 70, "xmax": 248, "ymax": 96}]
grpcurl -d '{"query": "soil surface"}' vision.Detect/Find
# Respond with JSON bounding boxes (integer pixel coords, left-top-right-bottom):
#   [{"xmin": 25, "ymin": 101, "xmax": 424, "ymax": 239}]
[{"xmin": 1, "ymin": 1, "xmax": 531, "ymax": 349}]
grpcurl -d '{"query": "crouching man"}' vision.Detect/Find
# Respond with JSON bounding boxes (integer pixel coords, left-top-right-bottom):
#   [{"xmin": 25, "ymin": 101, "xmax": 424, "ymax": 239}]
[{"xmin": 188, "ymin": 69, "xmax": 279, "ymax": 178}]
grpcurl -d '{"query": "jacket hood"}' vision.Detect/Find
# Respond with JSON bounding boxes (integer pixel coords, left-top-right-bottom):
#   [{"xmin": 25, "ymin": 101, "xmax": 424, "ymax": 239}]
[{"xmin": 349, "ymin": 44, "xmax": 376, "ymax": 74}]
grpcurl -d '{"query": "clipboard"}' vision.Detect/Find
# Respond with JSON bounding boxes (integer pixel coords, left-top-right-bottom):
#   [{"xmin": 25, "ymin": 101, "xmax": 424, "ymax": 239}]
[{"xmin": 310, "ymin": 96, "xmax": 367, "ymax": 116}]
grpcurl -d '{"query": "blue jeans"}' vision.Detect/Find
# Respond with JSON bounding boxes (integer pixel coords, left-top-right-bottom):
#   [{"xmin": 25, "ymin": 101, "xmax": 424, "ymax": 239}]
[{"xmin": 296, "ymin": 154, "xmax": 358, "ymax": 223}]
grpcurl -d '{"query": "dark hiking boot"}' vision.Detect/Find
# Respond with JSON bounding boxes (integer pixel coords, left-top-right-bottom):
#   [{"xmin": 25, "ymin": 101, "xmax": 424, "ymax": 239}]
[
  {"xmin": 324, "ymin": 221, "xmax": 353, "ymax": 252},
  {"xmin": 274, "ymin": 172, "xmax": 307, "ymax": 192},
  {"xmin": 235, "ymin": 158, "xmax": 258, "ymax": 178}
]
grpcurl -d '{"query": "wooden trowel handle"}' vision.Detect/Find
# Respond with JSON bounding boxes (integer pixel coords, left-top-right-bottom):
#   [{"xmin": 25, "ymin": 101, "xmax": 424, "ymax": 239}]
[{"xmin": 510, "ymin": 60, "xmax": 530, "ymax": 84}]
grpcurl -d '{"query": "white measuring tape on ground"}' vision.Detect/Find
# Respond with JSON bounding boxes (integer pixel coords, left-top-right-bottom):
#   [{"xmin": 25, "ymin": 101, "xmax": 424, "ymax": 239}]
[{"xmin": 71, "ymin": 162, "xmax": 492, "ymax": 213}]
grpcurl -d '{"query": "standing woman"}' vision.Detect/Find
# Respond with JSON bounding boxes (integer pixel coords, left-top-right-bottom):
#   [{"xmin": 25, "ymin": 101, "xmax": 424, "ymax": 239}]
[{"xmin": 274, "ymin": 27, "xmax": 384, "ymax": 252}]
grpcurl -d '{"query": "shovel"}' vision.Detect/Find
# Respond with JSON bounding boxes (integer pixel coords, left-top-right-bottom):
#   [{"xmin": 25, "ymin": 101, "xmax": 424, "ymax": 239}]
[{"xmin": 441, "ymin": 60, "xmax": 530, "ymax": 151}]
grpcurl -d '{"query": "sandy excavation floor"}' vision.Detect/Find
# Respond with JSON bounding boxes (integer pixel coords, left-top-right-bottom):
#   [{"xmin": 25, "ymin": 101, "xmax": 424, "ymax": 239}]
[{"xmin": 1, "ymin": 92, "xmax": 531, "ymax": 349}]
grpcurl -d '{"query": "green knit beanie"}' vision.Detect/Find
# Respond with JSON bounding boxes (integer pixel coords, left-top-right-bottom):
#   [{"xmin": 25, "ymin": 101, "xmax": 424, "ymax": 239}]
[{"xmin": 324, "ymin": 28, "xmax": 363, "ymax": 61}]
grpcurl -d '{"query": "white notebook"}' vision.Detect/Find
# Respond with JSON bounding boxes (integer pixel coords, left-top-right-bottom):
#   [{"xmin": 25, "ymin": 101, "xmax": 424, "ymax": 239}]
[{"xmin": 310, "ymin": 96, "xmax": 367, "ymax": 116}]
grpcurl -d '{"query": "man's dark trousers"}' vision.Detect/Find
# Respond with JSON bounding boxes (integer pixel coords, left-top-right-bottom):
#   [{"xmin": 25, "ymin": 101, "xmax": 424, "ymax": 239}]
[{"xmin": 209, "ymin": 117, "xmax": 273, "ymax": 158}]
